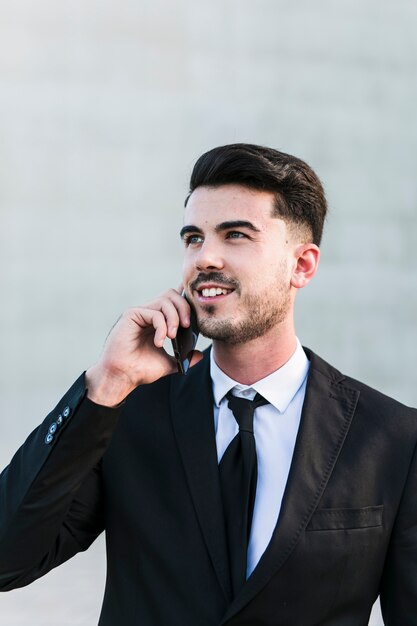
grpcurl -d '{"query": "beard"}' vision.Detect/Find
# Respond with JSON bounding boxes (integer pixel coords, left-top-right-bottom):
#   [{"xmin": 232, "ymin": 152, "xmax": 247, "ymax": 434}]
[{"xmin": 196, "ymin": 282, "xmax": 291, "ymax": 346}]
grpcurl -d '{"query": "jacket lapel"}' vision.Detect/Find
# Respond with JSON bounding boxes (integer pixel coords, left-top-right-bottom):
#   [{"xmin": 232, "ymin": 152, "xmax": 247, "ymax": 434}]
[
  {"xmin": 170, "ymin": 351, "xmax": 232, "ymax": 603},
  {"xmin": 221, "ymin": 349, "xmax": 360, "ymax": 623}
]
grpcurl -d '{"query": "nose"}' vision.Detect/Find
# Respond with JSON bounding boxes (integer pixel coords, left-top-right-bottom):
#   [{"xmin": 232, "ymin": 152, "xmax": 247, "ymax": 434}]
[{"xmin": 194, "ymin": 238, "xmax": 224, "ymax": 271}]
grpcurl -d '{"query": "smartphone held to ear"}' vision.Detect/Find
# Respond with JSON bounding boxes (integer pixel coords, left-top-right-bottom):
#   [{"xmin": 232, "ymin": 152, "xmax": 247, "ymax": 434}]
[{"xmin": 171, "ymin": 295, "xmax": 199, "ymax": 375}]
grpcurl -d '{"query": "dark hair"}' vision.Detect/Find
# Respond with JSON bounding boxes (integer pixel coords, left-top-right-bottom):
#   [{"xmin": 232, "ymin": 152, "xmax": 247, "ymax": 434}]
[{"xmin": 186, "ymin": 143, "xmax": 327, "ymax": 245}]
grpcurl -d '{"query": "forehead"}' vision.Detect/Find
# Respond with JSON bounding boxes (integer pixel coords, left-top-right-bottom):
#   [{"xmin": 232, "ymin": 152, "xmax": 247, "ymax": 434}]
[{"xmin": 184, "ymin": 184, "xmax": 277, "ymax": 227}]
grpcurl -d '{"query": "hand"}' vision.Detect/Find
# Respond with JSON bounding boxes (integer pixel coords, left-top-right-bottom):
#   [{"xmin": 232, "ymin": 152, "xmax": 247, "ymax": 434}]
[{"xmin": 85, "ymin": 289, "xmax": 203, "ymax": 406}]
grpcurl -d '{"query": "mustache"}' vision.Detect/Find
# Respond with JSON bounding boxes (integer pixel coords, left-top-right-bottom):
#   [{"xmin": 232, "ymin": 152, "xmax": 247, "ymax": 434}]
[{"xmin": 190, "ymin": 272, "xmax": 240, "ymax": 292}]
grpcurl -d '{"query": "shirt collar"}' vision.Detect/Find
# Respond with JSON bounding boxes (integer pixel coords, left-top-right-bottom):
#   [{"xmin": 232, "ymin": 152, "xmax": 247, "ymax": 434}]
[{"xmin": 210, "ymin": 338, "xmax": 310, "ymax": 414}]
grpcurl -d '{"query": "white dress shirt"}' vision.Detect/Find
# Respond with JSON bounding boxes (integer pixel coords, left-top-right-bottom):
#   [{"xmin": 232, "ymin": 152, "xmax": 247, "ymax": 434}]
[{"xmin": 210, "ymin": 339, "xmax": 309, "ymax": 578}]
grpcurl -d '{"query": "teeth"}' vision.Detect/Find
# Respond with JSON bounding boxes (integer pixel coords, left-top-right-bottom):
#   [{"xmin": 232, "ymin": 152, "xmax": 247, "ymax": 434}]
[{"xmin": 201, "ymin": 287, "xmax": 229, "ymax": 298}]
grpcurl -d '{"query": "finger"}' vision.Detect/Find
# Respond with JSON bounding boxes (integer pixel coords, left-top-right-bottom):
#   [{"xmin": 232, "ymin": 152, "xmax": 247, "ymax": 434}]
[
  {"xmin": 166, "ymin": 288, "xmax": 191, "ymax": 327},
  {"xmin": 146, "ymin": 289, "xmax": 191, "ymax": 327},
  {"xmin": 159, "ymin": 353, "xmax": 180, "ymax": 377},
  {"xmin": 151, "ymin": 311, "xmax": 169, "ymax": 347},
  {"xmin": 135, "ymin": 309, "xmax": 168, "ymax": 348},
  {"xmin": 160, "ymin": 300, "xmax": 182, "ymax": 339}
]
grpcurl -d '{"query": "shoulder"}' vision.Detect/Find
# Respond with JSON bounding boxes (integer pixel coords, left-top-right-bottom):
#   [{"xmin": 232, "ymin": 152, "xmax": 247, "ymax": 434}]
[{"xmin": 304, "ymin": 346, "xmax": 417, "ymax": 424}]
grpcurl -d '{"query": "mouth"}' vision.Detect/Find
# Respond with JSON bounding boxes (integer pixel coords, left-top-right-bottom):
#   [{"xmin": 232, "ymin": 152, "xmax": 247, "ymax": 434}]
[{"xmin": 194, "ymin": 284, "xmax": 235, "ymax": 302}]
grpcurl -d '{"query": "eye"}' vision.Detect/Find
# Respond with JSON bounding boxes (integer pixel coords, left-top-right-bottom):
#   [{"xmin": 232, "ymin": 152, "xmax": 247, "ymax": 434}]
[
  {"xmin": 226, "ymin": 231, "xmax": 247, "ymax": 240},
  {"xmin": 183, "ymin": 234, "xmax": 204, "ymax": 246}
]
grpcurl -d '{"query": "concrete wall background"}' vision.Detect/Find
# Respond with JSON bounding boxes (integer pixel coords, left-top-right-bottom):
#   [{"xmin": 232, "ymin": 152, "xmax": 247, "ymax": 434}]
[{"xmin": 1, "ymin": 1, "xmax": 416, "ymax": 624}]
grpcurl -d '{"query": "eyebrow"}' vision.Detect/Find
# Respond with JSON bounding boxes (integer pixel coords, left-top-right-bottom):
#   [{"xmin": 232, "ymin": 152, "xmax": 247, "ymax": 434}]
[{"xmin": 179, "ymin": 220, "xmax": 261, "ymax": 239}]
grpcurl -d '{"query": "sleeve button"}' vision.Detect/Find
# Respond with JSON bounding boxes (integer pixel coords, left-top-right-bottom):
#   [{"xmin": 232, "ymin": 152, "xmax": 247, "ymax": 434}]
[
  {"xmin": 49, "ymin": 422, "xmax": 58, "ymax": 435},
  {"xmin": 62, "ymin": 406, "xmax": 71, "ymax": 419},
  {"xmin": 45, "ymin": 433, "xmax": 54, "ymax": 444},
  {"xmin": 56, "ymin": 414, "xmax": 63, "ymax": 426}
]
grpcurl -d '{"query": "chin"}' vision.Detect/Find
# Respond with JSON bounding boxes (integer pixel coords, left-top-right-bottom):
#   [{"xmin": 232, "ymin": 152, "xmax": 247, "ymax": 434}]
[
  {"xmin": 199, "ymin": 303, "xmax": 216, "ymax": 316},
  {"xmin": 198, "ymin": 319, "xmax": 259, "ymax": 346}
]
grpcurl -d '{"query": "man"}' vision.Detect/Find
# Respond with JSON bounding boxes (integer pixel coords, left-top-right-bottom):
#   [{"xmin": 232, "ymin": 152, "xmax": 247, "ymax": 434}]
[{"xmin": 0, "ymin": 144, "xmax": 416, "ymax": 625}]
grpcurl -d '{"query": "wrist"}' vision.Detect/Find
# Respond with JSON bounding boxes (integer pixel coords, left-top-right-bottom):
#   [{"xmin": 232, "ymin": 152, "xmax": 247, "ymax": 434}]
[{"xmin": 85, "ymin": 364, "xmax": 135, "ymax": 407}]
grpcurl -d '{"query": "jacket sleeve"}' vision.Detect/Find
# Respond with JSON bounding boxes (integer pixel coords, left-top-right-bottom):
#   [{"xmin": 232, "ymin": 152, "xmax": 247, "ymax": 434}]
[
  {"xmin": 379, "ymin": 433, "xmax": 417, "ymax": 625},
  {"xmin": 0, "ymin": 374, "xmax": 123, "ymax": 591}
]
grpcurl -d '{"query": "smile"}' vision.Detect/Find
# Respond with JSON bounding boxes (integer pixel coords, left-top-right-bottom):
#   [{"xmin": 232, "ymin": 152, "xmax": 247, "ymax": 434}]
[
  {"xmin": 200, "ymin": 287, "xmax": 231, "ymax": 298},
  {"xmin": 194, "ymin": 284, "xmax": 235, "ymax": 301}
]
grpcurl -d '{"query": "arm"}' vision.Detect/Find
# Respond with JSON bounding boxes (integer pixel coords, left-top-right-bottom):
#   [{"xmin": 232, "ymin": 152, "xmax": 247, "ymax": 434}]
[
  {"xmin": 0, "ymin": 289, "xmax": 201, "ymax": 590},
  {"xmin": 0, "ymin": 376, "xmax": 121, "ymax": 589}
]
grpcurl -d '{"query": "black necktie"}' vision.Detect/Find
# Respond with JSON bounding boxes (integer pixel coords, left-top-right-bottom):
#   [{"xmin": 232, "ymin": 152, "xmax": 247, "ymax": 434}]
[{"xmin": 219, "ymin": 391, "xmax": 268, "ymax": 598}]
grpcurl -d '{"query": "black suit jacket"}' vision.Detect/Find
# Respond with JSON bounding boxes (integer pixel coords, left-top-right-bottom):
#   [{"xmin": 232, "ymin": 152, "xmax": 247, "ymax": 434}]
[{"xmin": 1, "ymin": 348, "xmax": 417, "ymax": 625}]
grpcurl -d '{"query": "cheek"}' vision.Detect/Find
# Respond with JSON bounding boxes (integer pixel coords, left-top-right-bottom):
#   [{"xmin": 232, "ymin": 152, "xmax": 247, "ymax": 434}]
[
  {"xmin": 182, "ymin": 253, "xmax": 196, "ymax": 282},
  {"xmin": 275, "ymin": 254, "xmax": 293, "ymax": 276},
  {"xmin": 181, "ymin": 259, "xmax": 190, "ymax": 279}
]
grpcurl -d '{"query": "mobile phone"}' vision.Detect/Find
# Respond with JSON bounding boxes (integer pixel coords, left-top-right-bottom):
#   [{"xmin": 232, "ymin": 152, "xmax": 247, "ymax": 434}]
[{"xmin": 171, "ymin": 294, "xmax": 199, "ymax": 375}]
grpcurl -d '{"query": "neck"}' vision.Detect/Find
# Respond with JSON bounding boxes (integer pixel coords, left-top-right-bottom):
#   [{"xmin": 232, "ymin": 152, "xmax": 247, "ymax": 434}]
[{"xmin": 212, "ymin": 319, "xmax": 297, "ymax": 385}]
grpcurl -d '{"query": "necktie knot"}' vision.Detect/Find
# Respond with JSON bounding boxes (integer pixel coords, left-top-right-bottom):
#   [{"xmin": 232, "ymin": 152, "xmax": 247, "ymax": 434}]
[{"xmin": 226, "ymin": 391, "xmax": 268, "ymax": 433}]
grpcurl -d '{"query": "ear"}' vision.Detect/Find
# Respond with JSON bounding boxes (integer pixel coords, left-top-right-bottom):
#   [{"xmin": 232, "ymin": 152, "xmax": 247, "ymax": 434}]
[{"xmin": 290, "ymin": 243, "xmax": 320, "ymax": 289}]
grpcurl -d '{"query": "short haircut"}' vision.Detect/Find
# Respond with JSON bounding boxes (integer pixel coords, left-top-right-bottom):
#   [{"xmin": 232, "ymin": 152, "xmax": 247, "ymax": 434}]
[{"xmin": 186, "ymin": 143, "xmax": 328, "ymax": 246}]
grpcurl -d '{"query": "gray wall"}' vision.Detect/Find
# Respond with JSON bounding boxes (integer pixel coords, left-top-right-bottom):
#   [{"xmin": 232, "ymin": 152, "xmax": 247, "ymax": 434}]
[{"xmin": 1, "ymin": 1, "xmax": 416, "ymax": 623}]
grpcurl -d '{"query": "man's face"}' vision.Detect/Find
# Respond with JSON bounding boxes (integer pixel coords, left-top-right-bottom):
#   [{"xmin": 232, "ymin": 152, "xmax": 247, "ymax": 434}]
[{"xmin": 181, "ymin": 184, "xmax": 298, "ymax": 345}]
